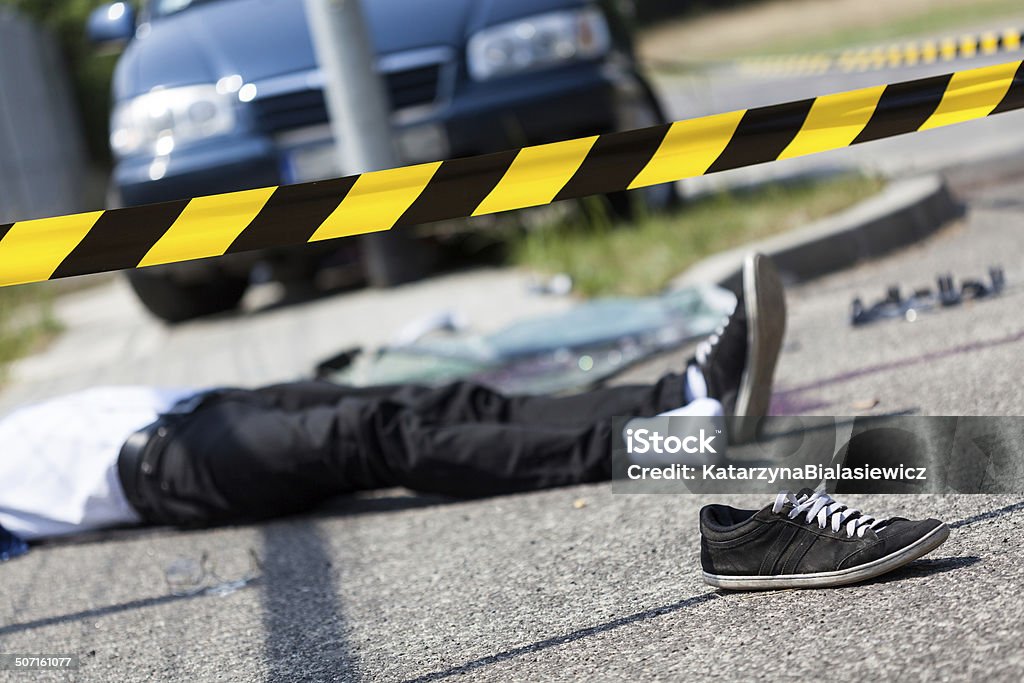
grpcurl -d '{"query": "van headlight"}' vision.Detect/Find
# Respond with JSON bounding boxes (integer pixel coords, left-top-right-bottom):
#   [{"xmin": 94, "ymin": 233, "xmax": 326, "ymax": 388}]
[
  {"xmin": 110, "ymin": 84, "xmax": 238, "ymax": 158},
  {"xmin": 467, "ymin": 7, "xmax": 612, "ymax": 82}
]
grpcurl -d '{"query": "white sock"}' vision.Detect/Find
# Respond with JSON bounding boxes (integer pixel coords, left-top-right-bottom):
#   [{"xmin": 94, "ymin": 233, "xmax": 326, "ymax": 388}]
[
  {"xmin": 684, "ymin": 363, "xmax": 709, "ymax": 403},
  {"xmin": 658, "ymin": 397, "xmax": 723, "ymax": 418}
]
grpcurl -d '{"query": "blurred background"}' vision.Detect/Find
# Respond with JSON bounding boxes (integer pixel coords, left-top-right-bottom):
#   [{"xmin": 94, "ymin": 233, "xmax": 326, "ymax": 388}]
[{"xmin": 1, "ymin": 0, "xmax": 1023, "ymax": 403}]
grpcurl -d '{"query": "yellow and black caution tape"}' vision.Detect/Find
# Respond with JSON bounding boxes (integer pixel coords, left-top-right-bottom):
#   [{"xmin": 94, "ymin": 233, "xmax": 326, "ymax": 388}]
[
  {"xmin": 2, "ymin": 59, "xmax": 1024, "ymax": 289},
  {"xmin": 651, "ymin": 27, "xmax": 1024, "ymax": 78}
]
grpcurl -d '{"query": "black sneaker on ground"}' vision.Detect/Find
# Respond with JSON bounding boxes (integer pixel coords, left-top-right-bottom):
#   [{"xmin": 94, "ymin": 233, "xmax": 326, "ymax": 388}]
[
  {"xmin": 693, "ymin": 252, "xmax": 786, "ymax": 442},
  {"xmin": 700, "ymin": 490, "xmax": 949, "ymax": 590}
]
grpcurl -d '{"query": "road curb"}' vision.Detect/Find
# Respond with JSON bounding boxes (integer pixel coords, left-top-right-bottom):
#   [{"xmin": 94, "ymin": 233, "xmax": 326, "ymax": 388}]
[{"xmin": 671, "ymin": 174, "xmax": 964, "ymax": 291}]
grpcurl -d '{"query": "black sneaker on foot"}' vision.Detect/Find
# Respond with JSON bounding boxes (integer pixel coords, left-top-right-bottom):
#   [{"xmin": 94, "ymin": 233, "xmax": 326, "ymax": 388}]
[
  {"xmin": 700, "ymin": 490, "xmax": 949, "ymax": 590},
  {"xmin": 693, "ymin": 252, "xmax": 786, "ymax": 442}
]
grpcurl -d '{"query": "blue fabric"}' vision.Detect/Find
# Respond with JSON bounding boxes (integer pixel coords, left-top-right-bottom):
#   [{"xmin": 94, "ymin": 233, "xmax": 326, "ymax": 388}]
[{"xmin": 0, "ymin": 523, "xmax": 29, "ymax": 561}]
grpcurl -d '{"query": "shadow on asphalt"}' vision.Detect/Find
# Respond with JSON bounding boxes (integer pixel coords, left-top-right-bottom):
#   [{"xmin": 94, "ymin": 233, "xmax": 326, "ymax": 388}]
[
  {"xmin": 949, "ymin": 499, "xmax": 1024, "ymax": 528},
  {"xmin": 165, "ymin": 250, "xmax": 500, "ymax": 329},
  {"xmin": 315, "ymin": 491, "xmax": 455, "ymax": 517},
  {"xmin": 398, "ymin": 554, "xmax": 986, "ymax": 683},
  {"xmin": 33, "ymin": 492, "xmax": 456, "ymax": 551},
  {"xmin": 860, "ymin": 555, "xmax": 982, "ymax": 586},
  {"xmin": 6, "ymin": 497, "xmax": 1022, "ymax": 677},
  {"xmin": 161, "ymin": 282, "xmax": 359, "ymax": 329},
  {"xmin": 260, "ymin": 522, "xmax": 359, "ymax": 681},
  {"xmin": 45, "ymin": 492, "xmax": 1022, "ymax": 554},
  {"xmin": 394, "ymin": 499, "xmax": 1024, "ymax": 682},
  {"xmin": 0, "ymin": 581, "xmax": 261, "ymax": 638},
  {"xmin": 402, "ymin": 592, "xmax": 723, "ymax": 683}
]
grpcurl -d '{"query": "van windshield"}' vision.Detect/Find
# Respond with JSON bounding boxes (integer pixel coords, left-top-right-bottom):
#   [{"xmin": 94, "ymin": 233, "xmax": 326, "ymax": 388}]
[{"xmin": 151, "ymin": 0, "xmax": 224, "ymax": 18}]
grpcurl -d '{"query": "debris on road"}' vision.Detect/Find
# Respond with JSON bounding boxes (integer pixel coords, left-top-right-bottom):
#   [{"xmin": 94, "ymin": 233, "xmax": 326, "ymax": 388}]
[
  {"xmin": 165, "ymin": 550, "xmax": 262, "ymax": 598},
  {"xmin": 322, "ymin": 285, "xmax": 736, "ymax": 395},
  {"xmin": 851, "ymin": 267, "xmax": 1005, "ymax": 326}
]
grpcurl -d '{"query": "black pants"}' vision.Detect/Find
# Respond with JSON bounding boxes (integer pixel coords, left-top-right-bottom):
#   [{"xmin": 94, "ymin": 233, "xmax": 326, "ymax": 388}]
[{"xmin": 120, "ymin": 376, "xmax": 685, "ymax": 527}]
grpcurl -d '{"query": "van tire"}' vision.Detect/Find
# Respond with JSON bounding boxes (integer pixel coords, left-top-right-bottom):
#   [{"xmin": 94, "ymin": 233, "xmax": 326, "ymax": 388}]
[{"xmin": 127, "ymin": 268, "xmax": 249, "ymax": 323}]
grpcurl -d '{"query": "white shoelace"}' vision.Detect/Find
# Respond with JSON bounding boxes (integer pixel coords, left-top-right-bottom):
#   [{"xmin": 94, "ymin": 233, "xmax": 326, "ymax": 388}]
[
  {"xmin": 772, "ymin": 491, "xmax": 889, "ymax": 538},
  {"xmin": 695, "ymin": 322, "xmax": 726, "ymax": 365},
  {"xmin": 696, "ymin": 298, "xmax": 739, "ymax": 366}
]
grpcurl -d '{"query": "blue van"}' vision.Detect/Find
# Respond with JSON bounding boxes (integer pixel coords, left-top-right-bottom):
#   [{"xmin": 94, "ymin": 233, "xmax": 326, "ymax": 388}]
[{"xmin": 89, "ymin": 0, "xmax": 671, "ymax": 321}]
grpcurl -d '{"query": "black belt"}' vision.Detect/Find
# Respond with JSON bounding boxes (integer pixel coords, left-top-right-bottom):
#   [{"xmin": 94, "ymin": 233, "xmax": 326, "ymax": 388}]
[
  {"xmin": 116, "ymin": 388, "xmax": 228, "ymax": 521},
  {"xmin": 116, "ymin": 416, "xmax": 177, "ymax": 524}
]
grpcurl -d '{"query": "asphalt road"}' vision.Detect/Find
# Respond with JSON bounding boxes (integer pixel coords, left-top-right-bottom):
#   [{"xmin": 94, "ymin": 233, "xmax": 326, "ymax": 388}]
[
  {"xmin": 769, "ymin": 178, "xmax": 1024, "ymax": 417},
  {"xmin": 2, "ymin": 177, "xmax": 1024, "ymax": 682},
  {"xmin": 4, "ymin": 61, "xmax": 1024, "ymax": 681}
]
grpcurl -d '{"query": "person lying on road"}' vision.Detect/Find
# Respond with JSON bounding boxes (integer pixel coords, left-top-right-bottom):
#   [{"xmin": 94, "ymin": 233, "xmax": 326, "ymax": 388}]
[{"xmin": 0, "ymin": 254, "xmax": 784, "ymax": 545}]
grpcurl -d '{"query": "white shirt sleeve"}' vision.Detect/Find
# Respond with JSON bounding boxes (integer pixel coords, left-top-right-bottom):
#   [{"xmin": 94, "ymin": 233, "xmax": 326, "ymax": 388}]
[{"xmin": 0, "ymin": 386, "xmax": 196, "ymax": 541}]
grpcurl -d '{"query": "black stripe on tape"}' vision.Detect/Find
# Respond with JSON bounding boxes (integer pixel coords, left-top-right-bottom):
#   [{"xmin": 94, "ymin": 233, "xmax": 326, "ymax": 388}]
[
  {"xmin": 852, "ymin": 74, "xmax": 953, "ymax": 144},
  {"xmin": 554, "ymin": 124, "xmax": 671, "ymax": 202},
  {"xmin": 990, "ymin": 60, "xmax": 1024, "ymax": 116},
  {"xmin": 228, "ymin": 177, "xmax": 357, "ymax": 253},
  {"xmin": 51, "ymin": 200, "xmax": 189, "ymax": 279},
  {"xmin": 0, "ymin": 223, "xmax": 12, "ymax": 243},
  {"xmin": 706, "ymin": 98, "xmax": 815, "ymax": 173},
  {"xmin": 395, "ymin": 150, "xmax": 519, "ymax": 227}
]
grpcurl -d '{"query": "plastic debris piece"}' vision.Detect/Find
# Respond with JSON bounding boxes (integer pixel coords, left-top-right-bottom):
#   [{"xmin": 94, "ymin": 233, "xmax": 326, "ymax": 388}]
[
  {"xmin": 165, "ymin": 549, "xmax": 261, "ymax": 597},
  {"xmin": 851, "ymin": 266, "xmax": 1006, "ymax": 326}
]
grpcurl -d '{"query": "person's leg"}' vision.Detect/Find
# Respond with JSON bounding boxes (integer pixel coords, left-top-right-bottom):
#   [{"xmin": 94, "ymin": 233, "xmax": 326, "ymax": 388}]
[
  {"xmin": 126, "ymin": 390, "xmax": 361, "ymax": 526},
  {"xmin": 128, "ymin": 252, "xmax": 786, "ymax": 526},
  {"xmin": 127, "ymin": 390, "xmax": 606, "ymax": 525},
  {"xmin": 128, "ymin": 374, "xmax": 695, "ymax": 527},
  {"xmin": 383, "ymin": 373, "xmax": 688, "ymax": 428},
  {"xmin": 243, "ymin": 374, "xmax": 688, "ymax": 429},
  {"xmin": 213, "ymin": 381, "xmax": 411, "ymax": 411},
  {"xmin": 694, "ymin": 253, "xmax": 787, "ymax": 442}
]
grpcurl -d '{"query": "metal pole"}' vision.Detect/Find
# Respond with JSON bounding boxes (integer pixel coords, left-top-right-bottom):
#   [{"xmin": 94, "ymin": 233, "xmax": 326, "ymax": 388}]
[{"xmin": 304, "ymin": 0, "xmax": 427, "ymax": 287}]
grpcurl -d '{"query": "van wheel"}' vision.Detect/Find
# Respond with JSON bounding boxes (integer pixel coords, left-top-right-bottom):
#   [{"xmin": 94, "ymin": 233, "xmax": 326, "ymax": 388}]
[{"xmin": 127, "ymin": 268, "xmax": 249, "ymax": 323}]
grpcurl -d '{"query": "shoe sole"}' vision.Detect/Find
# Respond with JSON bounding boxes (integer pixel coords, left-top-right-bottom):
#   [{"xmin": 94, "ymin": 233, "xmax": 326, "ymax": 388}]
[
  {"xmin": 732, "ymin": 253, "xmax": 787, "ymax": 442},
  {"xmin": 702, "ymin": 523, "xmax": 950, "ymax": 590}
]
